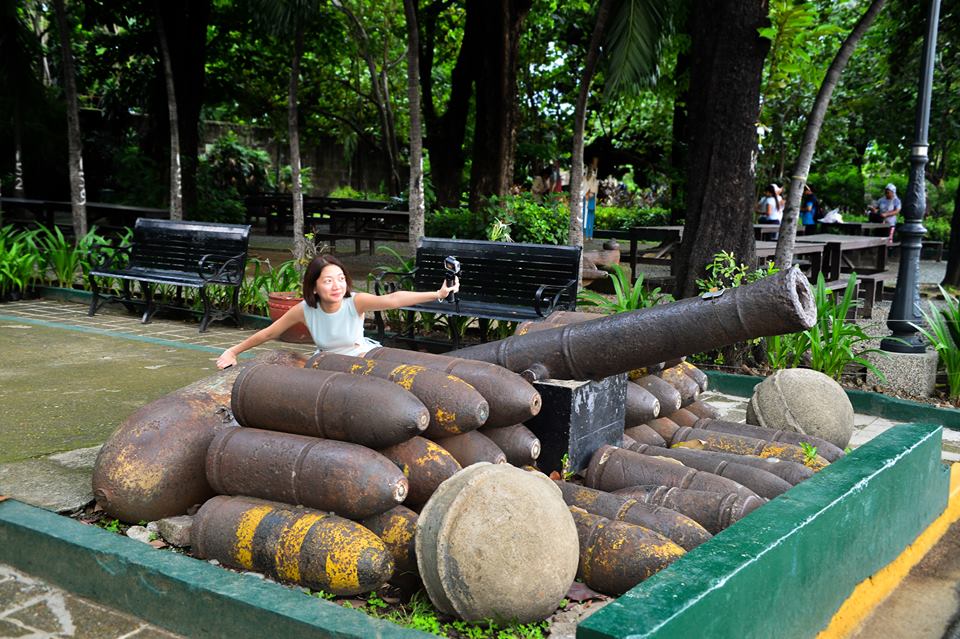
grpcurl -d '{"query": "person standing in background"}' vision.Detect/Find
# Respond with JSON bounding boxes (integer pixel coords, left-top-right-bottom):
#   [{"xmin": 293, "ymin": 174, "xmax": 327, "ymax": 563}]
[
  {"xmin": 551, "ymin": 159, "xmax": 563, "ymax": 193},
  {"xmin": 869, "ymin": 183, "xmax": 901, "ymax": 244},
  {"xmin": 532, "ymin": 167, "xmax": 553, "ymax": 202},
  {"xmin": 800, "ymin": 184, "xmax": 819, "ymax": 232},
  {"xmin": 582, "ymin": 157, "xmax": 600, "ymax": 240}
]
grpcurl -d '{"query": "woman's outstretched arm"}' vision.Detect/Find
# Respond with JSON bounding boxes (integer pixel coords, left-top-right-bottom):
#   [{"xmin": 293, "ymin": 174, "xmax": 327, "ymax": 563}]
[
  {"xmin": 353, "ymin": 278, "xmax": 460, "ymax": 314},
  {"xmin": 215, "ymin": 303, "xmax": 306, "ymax": 369}
]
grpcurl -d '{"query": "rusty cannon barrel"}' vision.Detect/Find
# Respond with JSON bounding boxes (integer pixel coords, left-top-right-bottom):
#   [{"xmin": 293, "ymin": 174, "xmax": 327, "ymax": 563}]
[
  {"xmin": 93, "ymin": 350, "xmax": 307, "ymax": 523},
  {"xmin": 585, "ymin": 445, "xmax": 759, "ymax": 500},
  {"xmin": 364, "ymin": 347, "xmax": 541, "ymax": 428},
  {"xmin": 645, "ymin": 443, "xmax": 814, "ymax": 486},
  {"xmin": 449, "ymin": 268, "xmax": 816, "ymax": 381},
  {"xmin": 555, "ymin": 481, "xmax": 711, "ymax": 551},
  {"xmin": 514, "ymin": 311, "xmax": 603, "ymax": 335},
  {"xmin": 480, "ymin": 424, "xmax": 541, "ymax": 467},
  {"xmin": 626, "ymin": 383, "xmax": 661, "ymax": 425},
  {"xmin": 633, "ymin": 377, "xmax": 681, "ymax": 415},
  {"xmin": 613, "ymin": 485, "xmax": 763, "ymax": 534},
  {"xmin": 570, "ymin": 507, "xmax": 685, "ymax": 596},
  {"xmin": 206, "ymin": 428, "xmax": 407, "ymax": 520},
  {"xmin": 362, "ymin": 506, "xmax": 420, "ymax": 589},
  {"xmin": 231, "ymin": 363, "xmax": 429, "ymax": 448},
  {"xmin": 629, "ymin": 443, "xmax": 792, "ymax": 499},
  {"xmin": 306, "ymin": 352, "xmax": 489, "ymax": 438},
  {"xmin": 192, "ymin": 495, "xmax": 394, "ymax": 595},
  {"xmin": 694, "ymin": 418, "xmax": 845, "ymax": 462},
  {"xmin": 685, "ymin": 400, "xmax": 721, "ymax": 420},
  {"xmin": 378, "ymin": 436, "xmax": 462, "ymax": 507},
  {"xmin": 658, "ymin": 366, "xmax": 700, "ymax": 407},
  {"xmin": 433, "ymin": 431, "xmax": 506, "ymax": 466}
]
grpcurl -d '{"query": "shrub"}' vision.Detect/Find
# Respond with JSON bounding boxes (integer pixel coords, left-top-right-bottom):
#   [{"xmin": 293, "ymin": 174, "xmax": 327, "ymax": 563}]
[
  {"xmin": 925, "ymin": 216, "xmax": 951, "ymax": 245},
  {"xmin": 201, "ymin": 132, "xmax": 273, "ymax": 196},
  {"xmin": 194, "ymin": 166, "xmax": 247, "ymax": 224},
  {"xmin": 809, "ymin": 165, "xmax": 865, "ymax": 212},
  {"xmin": 595, "ymin": 206, "xmax": 671, "ymax": 230},
  {"xmin": 491, "ymin": 193, "xmax": 568, "ymax": 245},
  {"xmin": 425, "ymin": 207, "xmax": 486, "ymax": 239}
]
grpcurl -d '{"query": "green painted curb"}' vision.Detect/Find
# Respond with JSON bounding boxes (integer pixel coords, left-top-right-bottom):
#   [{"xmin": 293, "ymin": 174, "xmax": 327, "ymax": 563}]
[
  {"xmin": 705, "ymin": 370, "xmax": 960, "ymax": 429},
  {"xmin": 578, "ymin": 423, "xmax": 950, "ymax": 639},
  {"xmin": 0, "ymin": 500, "xmax": 430, "ymax": 639}
]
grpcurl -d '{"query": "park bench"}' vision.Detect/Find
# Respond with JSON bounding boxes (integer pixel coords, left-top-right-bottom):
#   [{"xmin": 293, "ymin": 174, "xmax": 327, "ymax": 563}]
[
  {"xmin": 87, "ymin": 218, "xmax": 250, "ymax": 332},
  {"xmin": 857, "ymin": 271, "xmax": 897, "ymax": 319},
  {"xmin": 372, "ymin": 237, "xmax": 581, "ymax": 349}
]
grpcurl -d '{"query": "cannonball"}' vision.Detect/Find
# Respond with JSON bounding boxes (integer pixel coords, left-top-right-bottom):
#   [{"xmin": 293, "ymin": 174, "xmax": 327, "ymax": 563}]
[
  {"xmin": 746, "ymin": 368, "xmax": 854, "ymax": 449},
  {"xmin": 416, "ymin": 463, "xmax": 579, "ymax": 623}
]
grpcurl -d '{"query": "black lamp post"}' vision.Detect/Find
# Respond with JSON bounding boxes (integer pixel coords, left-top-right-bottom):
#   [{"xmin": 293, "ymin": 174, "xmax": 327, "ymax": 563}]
[{"xmin": 882, "ymin": 0, "xmax": 942, "ymax": 353}]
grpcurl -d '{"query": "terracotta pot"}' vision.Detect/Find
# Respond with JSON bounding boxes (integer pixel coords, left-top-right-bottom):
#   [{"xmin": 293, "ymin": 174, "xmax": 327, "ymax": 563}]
[{"xmin": 267, "ymin": 292, "xmax": 314, "ymax": 344}]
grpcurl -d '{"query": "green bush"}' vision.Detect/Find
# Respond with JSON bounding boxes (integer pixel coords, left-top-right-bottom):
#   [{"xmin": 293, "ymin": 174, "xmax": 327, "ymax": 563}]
[
  {"xmin": 425, "ymin": 207, "xmax": 486, "ymax": 239},
  {"xmin": 485, "ymin": 193, "xmax": 568, "ymax": 245},
  {"xmin": 925, "ymin": 216, "xmax": 951, "ymax": 244},
  {"xmin": 202, "ymin": 132, "xmax": 273, "ymax": 196},
  {"xmin": 809, "ymin": 165, "xmax": 865, "ymax": 212},
  {"xmin": 595, "ymin": 206, "xmax": 671, "ymax": 230},
  {"xmin": 194, "ymin": 166, "xmax": 247, "ymax": 224}
]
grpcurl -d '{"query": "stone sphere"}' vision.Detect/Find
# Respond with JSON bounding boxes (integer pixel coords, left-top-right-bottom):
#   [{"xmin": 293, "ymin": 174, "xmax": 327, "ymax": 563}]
[
  {"xmin": 746, "ymin": 368, "xmax": 854, "ymax": 449},
  {"xmin": 416, "ymin": 463, "xmax": 579, "ymax": 623}
]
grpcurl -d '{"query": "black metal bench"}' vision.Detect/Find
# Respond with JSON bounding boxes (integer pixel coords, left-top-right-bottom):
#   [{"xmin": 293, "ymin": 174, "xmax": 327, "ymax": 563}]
[
  {"xmin": 87, "ymin": 219, "xmax": 250, "ymax": 332},
  {"xmin": 373, "ymin": 237, "xmax": 581, "ymax": 348}
]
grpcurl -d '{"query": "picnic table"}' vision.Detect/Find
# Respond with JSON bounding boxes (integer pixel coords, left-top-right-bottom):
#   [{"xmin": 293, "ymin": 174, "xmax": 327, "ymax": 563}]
[
  {"xmin": 754, "ymin": 240, "xmax": 825, "ymax": 279},
  {"xmin": 313, "ymin": 206, "xmax": 410, "ymax": 254},
  {"xmin": 593, "ymin": 226, "xmax": 683, "ymax": 282},
  {"xmin": 0, "ymin": 197, "xmax": 168, "ymax": 231},
  {"xmin": 796, "ymin": 233, "xmax": 890, "ymax": 281},
  {"xmin": 818, "ymin": 221, "xmax": 890, "ymax": 236}
]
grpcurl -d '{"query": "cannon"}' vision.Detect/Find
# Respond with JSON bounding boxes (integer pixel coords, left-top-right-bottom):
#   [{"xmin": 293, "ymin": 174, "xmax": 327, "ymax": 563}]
[
  {"xmin": 693, "ymin": 418, "xmax": 845, "ymax": 462},
  {"xmin": 450, "ymin": 268, "xmax": 816, "ymax": 381},
  {"xmin": 206, "ymin": 428, "xmax": 407, "ymax": 520},
  {"xmin": 364, "ymin": 347, "xmax": 541, "ymax": 428},
  {"xmin": 613, "ymin": 485, "xmax": 764, "ymax": 534},
  {"xmin": 306, "ymin": 352, "xmax": 489, "ymax": 438}
]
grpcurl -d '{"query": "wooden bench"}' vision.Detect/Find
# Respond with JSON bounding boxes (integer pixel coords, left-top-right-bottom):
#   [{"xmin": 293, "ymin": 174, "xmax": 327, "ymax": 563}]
[
  {"xmin": 87, "ymin": 219, "xmax": 250, "ymax": 332},
  {"xmin": 857, "ymin": 270, "xmax": 897, "ymax": 319},
  {"xmin": 372, "ymin": 237, "xmax": 581, "ymax": 348},
  {"xmin": 922, "ymin": 240, "xmax": 944, "ymax": 262},
  {"xmin": 820, "ymin": 277, "xmax": 861, "ymax": 320}
]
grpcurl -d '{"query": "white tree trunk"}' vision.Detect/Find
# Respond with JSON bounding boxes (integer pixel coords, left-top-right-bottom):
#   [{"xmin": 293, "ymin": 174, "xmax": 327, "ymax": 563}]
[
  {"xmin": 404, "ymin": 0, "xmax": 425, "ymax": 250},
  {"xmin": 157, "ymin": 13, "xmax": 183, "ymax": 220},
  {"xmin": 53, "ymin": 0, "xmax": 87, "ymax": 239}
]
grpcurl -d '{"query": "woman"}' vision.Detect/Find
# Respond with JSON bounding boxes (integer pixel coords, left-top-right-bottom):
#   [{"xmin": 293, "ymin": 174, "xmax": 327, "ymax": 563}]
[
  {"xmin": 582, "ymin": 157, "xmax": 600, "ymax": 240},
  {"xmin": 216, "ymin": 254, "xmax": 459, "ymax": 369},
  {"xmin": 756, "ymin": 184, "xmax": 782, "ymax": 224},
  {"xmin": 800, "ymin": 184, "xmax": 819, "ymax": 231},
  {"xmin": 869, "ymin": 183, "xmax": 901, "ymax": 244}
]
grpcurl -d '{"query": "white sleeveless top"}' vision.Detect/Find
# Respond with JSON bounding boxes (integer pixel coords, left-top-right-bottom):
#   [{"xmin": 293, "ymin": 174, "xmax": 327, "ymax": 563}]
[{"xmin": 300, "ymin": 297, "xmax": 380, "ymax": 357}]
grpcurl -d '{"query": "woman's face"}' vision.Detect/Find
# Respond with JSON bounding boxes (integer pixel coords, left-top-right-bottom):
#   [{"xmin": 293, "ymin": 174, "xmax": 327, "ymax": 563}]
[
  {"xmin": 315, "ymin": 264, "xmax": 347, "ymax": 304},
  {"xmin": 885, "ymin": 188, "xmax": 894, "ymax": 199}
]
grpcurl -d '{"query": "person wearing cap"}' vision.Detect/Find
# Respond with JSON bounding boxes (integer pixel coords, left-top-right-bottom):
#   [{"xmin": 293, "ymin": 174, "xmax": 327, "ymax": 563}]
[
  {"xmin": 800, "ymin": 184, "xmax": 819, "ymax": 231},
  {"xmin": 869, "ymin": 183, "xmax": 901, "ymax": 243}
]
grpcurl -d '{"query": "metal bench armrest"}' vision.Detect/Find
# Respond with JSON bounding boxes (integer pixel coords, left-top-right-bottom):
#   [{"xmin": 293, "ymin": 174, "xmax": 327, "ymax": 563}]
[
  {"xmin": 198, "ymin": 252, "xmax": 246, "ymax": 284},
  {"xmin": 534, "ymin": 278, "xmax": 578, "ymax": 317},
  {"xmin": 88, "ymin": 242, "xmax": 132, "ymax": 271}
]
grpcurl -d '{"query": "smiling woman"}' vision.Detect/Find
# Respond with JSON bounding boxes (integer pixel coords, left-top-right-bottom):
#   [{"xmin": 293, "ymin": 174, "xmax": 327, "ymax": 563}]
[{"xmin": 216, "ymin": 254, "xmax": 459, "ymax": 368}]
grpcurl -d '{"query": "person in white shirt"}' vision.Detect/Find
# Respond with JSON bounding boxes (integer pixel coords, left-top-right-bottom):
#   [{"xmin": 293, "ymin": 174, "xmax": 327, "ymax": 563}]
[
  {"xmin": 868, "ymin": 183, "xmax": 901, "ymax": 243},
  {"xmin": 756, "ymin": 184, "xmax": 782, "ymax": 223}
]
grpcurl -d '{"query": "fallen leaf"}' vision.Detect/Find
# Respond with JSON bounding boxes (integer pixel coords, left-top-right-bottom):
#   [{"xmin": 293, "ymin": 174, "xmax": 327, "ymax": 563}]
[
  {"xmin": 149, "ymin": 540, "xmax": 168, "ymax": 549},
  {"xmin": 566, "ymin": 581, "xmax": 607, "ymax": 602}
]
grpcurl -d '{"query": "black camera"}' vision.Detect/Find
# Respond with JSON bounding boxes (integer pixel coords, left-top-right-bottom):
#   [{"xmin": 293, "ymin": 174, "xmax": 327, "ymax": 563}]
[{"xmin": 443, "ymin": 256, "xmax": 461, "ymax": 286}]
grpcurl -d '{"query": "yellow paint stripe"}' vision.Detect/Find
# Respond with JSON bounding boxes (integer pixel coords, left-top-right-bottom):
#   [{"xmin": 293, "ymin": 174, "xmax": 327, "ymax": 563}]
[
  {"xmin": 275, "ymin": 512, "xmax": 324, "ymax": 583},
  {"xmin": 818, "ymin": 463, "xmax": 960, "ymax": 638},
  {"xmin": 233, "ymin": 504, "xmax": 274, "ymax": 570}
]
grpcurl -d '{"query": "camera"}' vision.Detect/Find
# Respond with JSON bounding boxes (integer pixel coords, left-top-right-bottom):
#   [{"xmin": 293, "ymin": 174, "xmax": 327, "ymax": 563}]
[{"xmin": 443, "ymin": 256, "xmax": 461, "ymax": 286}]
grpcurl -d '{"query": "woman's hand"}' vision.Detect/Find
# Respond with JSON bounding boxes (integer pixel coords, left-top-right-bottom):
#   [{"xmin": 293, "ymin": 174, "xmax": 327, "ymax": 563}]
[
  {"xmin": 216, "ymin": 349, "xmax": 238, "ymax": 370},
  {"xmin": 438, "ymin": 277, "xmax": 460, "ymax": 300}
]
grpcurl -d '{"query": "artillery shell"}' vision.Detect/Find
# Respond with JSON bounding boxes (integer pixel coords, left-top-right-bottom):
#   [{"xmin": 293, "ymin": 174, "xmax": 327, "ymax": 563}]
[
  {"xmin": 623, "ymin": 424, "xmax": 667, "ymax": 448},
  {"xmin": 678, "ymin": 361, "xmax": 709, "ymax": 391},
  {"xmin": 645, "ymin": 417, "xmax": 682, "ymax": 442},
  {"xmin": 365, "ymin": 347, "xmax": 541, "ymax": 428},
  {"xmin": 684, "ymin": 400, "xmax": 721, "ymax": 420},
  {"xmin": 694, "ymin": 418, "xmax": 845, "ymax": 462},
  {"xmin": 206, "ymin": 428, "xmax": 407, "ymax": 520},
  {"xmin": 479, "ymin": 424, "xmax": 541, "ymax": 467},
  {"xmin": 378, "ymin": 436, "xmax": 462, "ymax": 506},
  {"xmin": 658, "ymin": 366, "xmax": 700, "ymax": 407},
  {"xmin": 362, "ymin": 506, "xmax": 420, "ymax": 588},
  {"xmin": 433, "ymin": 431, "xmax": 506, "ymax": 466},
  {"xmin": 670, "ymin": 426, "xmax": 830, "ymax": 470},
  {"xmin": 613, "ymin": 485, "xmax": 764, "ymax": 534},
  {"xmin": 570, "ymin": 507, "xmax": 685, "ymax": 596},
  {"xmin": 630, "ymin": 444, "xmax": 792, "ymax": 499},
  {"xmin": 92, "ymin": 350, "xmax": 307, "ymax": 522},
  {"xmin": 633, "ymin": 377, "xmax": 682, "ymax": 414},
  {"xmin": 585, "ymin": 445, "xmax": 759, "ymax": 500},
  {"xmin": 193, "ymin": 495, "xmax": 393, "ymax": 596},
  {"xmin": 661, "ymin": 445, "xmax": 814, "ymax": 485},
  {"xmin": 514, "ymin": 311, "xmax": 601, "ymax": 335},
  {"xmin": 663, "ymin": 408, "xmax": 699, "ymax": 429},
  {"xmin": 555, "ymin": 481, "xmax": 711, "ymax": 550},
  {"xmin": 231, "ymin": 363, "xmax": 429, "ymax": 448},
  {"xmin": 621, "ymin": 433, "xmax": 638, "ymax": 449},
  {"xmin": 307, "ymin": 352, "xmax": 489, "ymax": 438},
  {"xmin": 626, "ymin": 383, "xmax": 661, "ymax": 425}
]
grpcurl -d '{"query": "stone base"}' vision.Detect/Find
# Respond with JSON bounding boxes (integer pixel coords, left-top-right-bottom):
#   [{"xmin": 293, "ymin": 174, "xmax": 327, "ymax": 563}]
[{"xmin": 866, "ymin": 349, "xmax": 939, "ymax": 397}]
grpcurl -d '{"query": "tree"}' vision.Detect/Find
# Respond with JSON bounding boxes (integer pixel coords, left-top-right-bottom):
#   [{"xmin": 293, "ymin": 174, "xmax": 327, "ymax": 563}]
[
  {"xmin": 52, "ymin": 0, "xmax": 87, "ymax": 239},
  {"xmin": 404, "ymin": 0, "xmax": 425, "ymax": 248},
  {"xmin": 155, "ymin": 8, "xmax": 182, "ymax": 220},
  {"xmin": 672, "ymin": 0, "xmax": 771, "ymax": 298},
  {"xmin": 773, "ymin": 0, "xmax": 886, "ymax": 270}
]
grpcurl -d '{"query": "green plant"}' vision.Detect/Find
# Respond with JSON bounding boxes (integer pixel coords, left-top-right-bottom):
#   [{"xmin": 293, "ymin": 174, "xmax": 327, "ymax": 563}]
[
  {"xmin": 367, "ymin": 246, "xmax": 417, "ymax": 333},
  {"xmin": 914, "ymin": 286, "xmax": 960, "ymax": 399},
  {"xmin": 483, "ymin": 193, "xmax": 568, "ymax": 245},
  {"xmin": 578, "ymin": 264, "xmax": 673, "ymax": 314},
  {"xmin": 799, "ymin": 442, "xmax": 819, "ymax": 465},
  {"xmin": 696, "ymin": 251, "xmax": 778, "ymax": 293},
  {"xmin": 37, "ymin": 226, "xmax": 85, "ymax": 288},
  {"xmin": 560, "ymin": 454, "xmax": 575, "ymax": 480},
  {"xmin": 594, "ymin": 206, "xmax": 671, "ymax": 230},
  {"xmin": 101, "ymin": 518, "xmax": 120, "ymax": 533},
  {"xmin": 201, "ymin": 131, "xmax": 273, "ymax": 195},
  {"xmin": 486, "ymin": 218, "xmax": 513, "ymax": 242},
  {"xmin": 426, "ymin": 207, "xmax": 486, "ymax": 239},
  {"xmin": 366, "ymin": 591, "xmax": 388, "ymax": 610}
]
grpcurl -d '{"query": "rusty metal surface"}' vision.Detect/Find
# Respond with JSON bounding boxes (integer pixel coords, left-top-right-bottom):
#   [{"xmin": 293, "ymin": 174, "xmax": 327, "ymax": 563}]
[
  {"xmin": 231, "ymin": 363, "xmax": 429, "ymax": 448},
  {"xmin": 92, "ymin": 350, "xmax": 308, "ymax": 522},
  {"xmin": 570, "ymin": 506, "xmax": 685, "ymax": 596},
  {"xmin": 678, "ymin": 361, "xmax": 709, "ymax": 391},
  {"xmin": 378, "ymin": 436, "xmax": 462, "ymax": 506},
  {"xmin": 630, "ymin": 444, "xmax": 793, "ymax": 499},
  {"xmin": 626, "ymin": 383, "xmax": 661, "ymax": 425},
  {"xmin": 658, "ymin": 366, "xmax": 701, "ymax": 407},
  {"xmin": 206, "ymin": 427, "xmax": 407, "ymax": 520},
  {"xmin": 307, "ymin": 352, "xmax": 489, "ymax": 438},
  {"xmin": 433, "ymin": 431, "xmax": 506, "ymax": 466},
  {"xmin": 613, "ymin": 485, "xmax": 764, "ymax": 534},
  {"xmin": 450, "ymin": 268, "xmax": 816, "ymax": 381},
  {"xmin": 623, "ymin": 424, "xmax": 667, "ymax": 448},
  {"xmin": 664, "ymin": 408, "xmax": 699, "ymax": 429},
  {"xmin": 365, "ymin": 347, "xmax": 541, "ymax": 428},
  {"xmin": 514, "ymin": 311, "xmax": 602, "ymax": 336},
  {"xmin": 695, "ymin": 418, "xmax": 845, "ymax": 462},
  {"xmin": 192, "ymin": 495, "xmax": 394, "ymax": 595},
  {"xmin": 634, "ymin": 377, "xmax": 682, "ymax": 415},
  {"xmin": 555, "ymin": 481, "xmax": 711, "ymax": 551},
  {"xmin": 650, "ymin": 447, "xmax": 814, "ymax": 485},
  {"xmin": 585, "ymin": 445, "xmax": 759, "ymax": 500},
  {"xmin": 479, "ymin": 424, "xmax": 541, "ymax": 467},
  {"xmin": 645, "ymin": 417, "xmax": 682, "ymax": 442},
  {"xmin": 362, "ymin": 505, "xmax": 420, "ymax": 588},
  {"xmin": 684, "ymin": 400, "xmax": 721, "ymax": 420},
  {"xmin": 668, "ymin": 426, "xmax": 829, "ymax": 470}
]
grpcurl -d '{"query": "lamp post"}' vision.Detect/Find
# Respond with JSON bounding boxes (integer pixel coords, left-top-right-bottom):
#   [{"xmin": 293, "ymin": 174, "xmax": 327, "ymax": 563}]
[{"xmin": 881, "ymin": 0, "xmax": 942, "ymax": 353}]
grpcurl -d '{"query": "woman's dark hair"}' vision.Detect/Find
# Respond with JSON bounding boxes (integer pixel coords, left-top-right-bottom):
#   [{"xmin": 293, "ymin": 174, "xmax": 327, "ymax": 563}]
[
  {"xmin": 765, "ymin": 184, "xmax": 777, "ymax": 195},
  {"xmin": 302, "ymin": 254, "xmax": 353, "ymax": 308}
]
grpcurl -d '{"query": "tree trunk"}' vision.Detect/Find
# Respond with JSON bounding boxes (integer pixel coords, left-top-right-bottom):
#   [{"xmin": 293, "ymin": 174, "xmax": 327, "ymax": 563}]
[
  {"xmin": 13, "ymin": 110, "xmax": 25, "ymax": 198},
  {"xmin": 942, "ymin": 183, "xmax": 960, "ymax": 287},
  {"xmin": 156, "ymin": 11, "xmax": 183, "ymax": 220},
  {"xmin": 404, "ymin": 0, "xmax": 425, "ymax": 249},
  {"xmin": 290, "ymin": 24, "xmax": 307, "ymax": 267},
  {"xmin": 568, "ymin": 0, "xmax": 614, "ymax": 249},
  {"xmin": 467, "ymin": 0, "xmax": 531, "ymax": 215},
  {"xmin": 53, "ymin": 0, "xmax": 87, "ymax": 239},
  {"xmin": 673, "ymin": 0, "xmax": 770, "ymax": 298},
  {"xmin": 669, "ymin": 48, "xmax": 690, "ymax": 223},
  {"xmin": 773, "ymin": 0, "xmax": 886, "ymax": 271}
]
